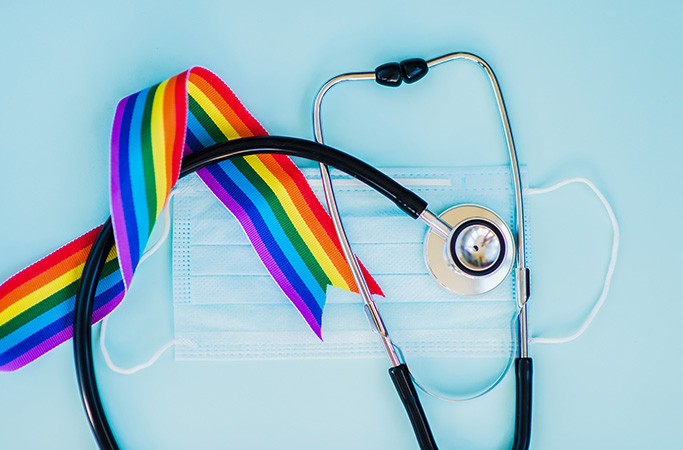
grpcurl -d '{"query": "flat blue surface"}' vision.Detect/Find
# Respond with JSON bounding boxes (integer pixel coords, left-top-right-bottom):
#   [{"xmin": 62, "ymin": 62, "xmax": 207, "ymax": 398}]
[{"xmin": 1, "ymin": 1, "xmax": 682, "ymax": 449}]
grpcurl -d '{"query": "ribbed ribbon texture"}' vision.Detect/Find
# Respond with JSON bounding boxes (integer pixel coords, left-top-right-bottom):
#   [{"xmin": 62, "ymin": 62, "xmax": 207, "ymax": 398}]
[{"xmin": 0, "ymin": 67, "xmax": 382, "ymax": 371}]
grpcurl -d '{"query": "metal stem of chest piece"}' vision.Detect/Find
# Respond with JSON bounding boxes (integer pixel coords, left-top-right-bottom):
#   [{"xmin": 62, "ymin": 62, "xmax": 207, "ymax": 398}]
[{"xmin": 313, "ymin": 52, "xmax": 529, "ymax": 360}]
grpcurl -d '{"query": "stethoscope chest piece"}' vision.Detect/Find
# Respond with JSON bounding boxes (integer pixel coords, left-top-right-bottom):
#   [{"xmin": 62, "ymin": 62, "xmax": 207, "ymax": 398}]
[{"xmin": 424, "ymin": 204, "xmax": 515, "ymax": 296}]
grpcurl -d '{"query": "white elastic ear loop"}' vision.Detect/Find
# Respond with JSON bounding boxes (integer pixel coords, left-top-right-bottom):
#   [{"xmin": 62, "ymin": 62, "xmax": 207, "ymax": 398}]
[
  {"xmin": 100, "ymin": 191, "xmax": 195, "ymax": 374},
  {"xmin": 525, "ymin": 177, "xmax": 620, "ymax": 345}
]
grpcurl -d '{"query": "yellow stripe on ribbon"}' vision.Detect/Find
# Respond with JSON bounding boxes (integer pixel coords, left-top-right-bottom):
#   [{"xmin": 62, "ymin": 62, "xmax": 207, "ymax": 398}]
[
  {"xmin": 0, "ymin": 251, "xmax": 118, "ymax": 326},
  {"xmin": 151, "ymin": 79, "xmax": 169, "ymax": 213},
  {"xmin": 187, "ymin": 81, "xmax": 244, "ymax": 141},
  {"xmin": 244, "ymin": 155, "xmax": 353, "ymax": 292}
]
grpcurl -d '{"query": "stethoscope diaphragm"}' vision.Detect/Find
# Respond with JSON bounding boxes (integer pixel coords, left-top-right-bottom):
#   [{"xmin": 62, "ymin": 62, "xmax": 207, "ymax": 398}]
[{"xmin": 424, "ymin": 204, "xmax": 515, "ymax": 296}]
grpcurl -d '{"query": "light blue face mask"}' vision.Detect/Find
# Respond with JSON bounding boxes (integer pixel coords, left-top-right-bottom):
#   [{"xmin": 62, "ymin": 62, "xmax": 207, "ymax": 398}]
[
  {"xmin": 168, "ymin": 166, "xmax": 527, "ymax": 395},
  {"xmin": 98, "ymin": 165, "xmax": 618, "ymax": 399}
]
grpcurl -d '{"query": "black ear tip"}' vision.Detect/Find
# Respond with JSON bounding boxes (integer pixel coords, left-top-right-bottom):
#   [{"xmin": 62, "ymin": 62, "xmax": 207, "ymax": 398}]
[
  {"xmin": 375, "ymin": 62, "xmax": 403, "ymax": 87},
  {"xmin": 400, "ymin": 58, "xmax": 429, "ymax": 84}
]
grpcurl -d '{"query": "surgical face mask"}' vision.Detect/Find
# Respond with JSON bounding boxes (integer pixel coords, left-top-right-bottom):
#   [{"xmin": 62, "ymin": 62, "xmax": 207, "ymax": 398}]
[
  {"xmin": 100, "ymin": 166, "xmax": 618, "ymax": 399},
  {"xmin": 170, "ymin": 166, "xmax": 527, "ymax": 396}
]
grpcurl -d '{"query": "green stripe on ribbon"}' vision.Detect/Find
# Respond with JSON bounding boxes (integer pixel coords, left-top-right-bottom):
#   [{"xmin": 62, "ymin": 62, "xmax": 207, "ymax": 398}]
[
  {"xmin": 0, "ymin": 258, "xmax": 120, "ymax": 339},
  {"xmin": 141, "ymin": 83, "xmax": 159, "ymax": 234},
  {"xmin": 188, "ymin": 95, "xmax": 228, "ymax": 143},
  {"xmin": 231, "ymin": 157, "xmax": 331, "ymax": 293}
]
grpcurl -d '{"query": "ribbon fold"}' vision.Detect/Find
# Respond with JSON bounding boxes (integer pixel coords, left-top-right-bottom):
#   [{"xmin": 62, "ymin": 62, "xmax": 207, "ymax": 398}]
[{"xmin": 0, "ymin": 67, "xmax": 382, "ymax": 371}]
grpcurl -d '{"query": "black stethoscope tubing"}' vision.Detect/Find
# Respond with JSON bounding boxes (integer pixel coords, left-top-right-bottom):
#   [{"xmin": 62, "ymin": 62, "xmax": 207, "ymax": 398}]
[{"xmin": 74, "ymin": 135, "xmax": 531, "ymax": 450}]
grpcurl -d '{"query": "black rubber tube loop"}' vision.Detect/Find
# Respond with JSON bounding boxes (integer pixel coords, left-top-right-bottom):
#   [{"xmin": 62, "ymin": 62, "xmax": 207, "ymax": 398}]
[
  {"xmin": 181, "ymin": 136, "xmax": 427, "ymax": 218},
  {"xmin": 73, "ymin": 136, "xmax": 531, "ymax": 450},
  {"xmin": 74, "ymin": 137, "xmax": 429, "ymax": 449}
]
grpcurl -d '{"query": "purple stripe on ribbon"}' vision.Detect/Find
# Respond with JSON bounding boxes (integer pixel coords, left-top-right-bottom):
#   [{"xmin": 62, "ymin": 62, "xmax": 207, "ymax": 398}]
[
  {"xmin": 110, "ymin": 94, "xmax": 139, "ymax": 288},
  {"xmin": 0, "ymin": 327, "xmax": 74, "ymax": 371},
  {"xmin": 198, "ymin": 167, "xmax": 322, "ymax": 337},
  {"xmin": 0, "ymin": 280, "xmax": 124, "ymax": 371}
]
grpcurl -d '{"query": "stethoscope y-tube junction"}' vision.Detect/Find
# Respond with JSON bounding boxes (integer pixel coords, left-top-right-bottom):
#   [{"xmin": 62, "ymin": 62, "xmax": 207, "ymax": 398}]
[{"xmin": 73, "ymin": 136, "xmax": 531, "ymax": 450}]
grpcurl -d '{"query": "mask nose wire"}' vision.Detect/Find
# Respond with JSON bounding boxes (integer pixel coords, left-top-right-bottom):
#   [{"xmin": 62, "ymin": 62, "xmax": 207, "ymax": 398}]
[{"xmin": 312, "ymin": 52, "xmax": 529, "ymax": 360}]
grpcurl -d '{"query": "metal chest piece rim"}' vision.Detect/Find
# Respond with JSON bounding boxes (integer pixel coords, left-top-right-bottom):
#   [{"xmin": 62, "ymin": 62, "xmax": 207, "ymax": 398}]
[{"xmin": 424, "ymin": 204, "xmax": 515, "ymax": 296}]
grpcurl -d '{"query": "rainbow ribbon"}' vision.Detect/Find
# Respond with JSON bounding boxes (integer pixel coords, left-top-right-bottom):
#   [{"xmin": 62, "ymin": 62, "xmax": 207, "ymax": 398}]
[{"xmin": 0, "ymin": 67, "xmax": 382, "ymax": 371}]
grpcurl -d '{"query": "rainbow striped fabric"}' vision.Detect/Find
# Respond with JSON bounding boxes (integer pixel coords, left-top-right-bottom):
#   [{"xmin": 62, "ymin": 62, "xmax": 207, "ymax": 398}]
[
  {"xmin": 0, "ymin": 67, "xmax": 382, "ymax": 371},
  {"xmin": 0, "ymin": 227, "xmax": 125, "ymax": 371}
]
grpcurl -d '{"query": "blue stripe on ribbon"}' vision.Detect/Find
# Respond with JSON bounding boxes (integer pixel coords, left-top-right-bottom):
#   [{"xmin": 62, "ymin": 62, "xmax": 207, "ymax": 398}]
[
  {"xmin": 0, "ymin": 276, "xmax": 125, "ymax": 367},
  {"xmin": 219, "ymin": 161, "xmax": 327, "ymax": 305},
  {"xmin": 117, "ymin": 94, "xmax": 141, "ymax": 275},
  {"xmin": 187, "ymin": 109, "xmax": 216, "ymax": 149},
  {"xmin": 185, "ymin": 128, "xmax": 203, "ymax": 155},
  {"xmin": 127, "ymin": 88, "xmax": 151, "ymax": 259},
  {"xmin": 0, "ymin": 270, "xmax": 123, "ymax": 355},
  {"xmin": 187, "ymin": 109, "xmax": 324, "ymax": 325},
  {"xmin": 206, "ymin": 162, "xmax": 323, "ymax": 324}
]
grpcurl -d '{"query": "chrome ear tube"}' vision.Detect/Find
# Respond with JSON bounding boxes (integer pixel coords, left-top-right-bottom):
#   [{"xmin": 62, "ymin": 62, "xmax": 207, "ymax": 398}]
[{"xmin": 313, "ymin": 52, "xmax": 532, "ymax": 450}]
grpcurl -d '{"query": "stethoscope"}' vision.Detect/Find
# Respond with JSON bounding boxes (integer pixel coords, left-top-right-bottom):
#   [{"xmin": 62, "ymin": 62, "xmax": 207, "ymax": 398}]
[{"xmin": 73, "ymin": 52, "xmax": 531, "ymax": 450}]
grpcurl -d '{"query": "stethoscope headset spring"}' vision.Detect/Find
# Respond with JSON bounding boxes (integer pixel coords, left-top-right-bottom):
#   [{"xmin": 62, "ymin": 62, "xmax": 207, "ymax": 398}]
[{"xmin": 73, "ymin": 53, "xmax": 532, "ymax": 450}]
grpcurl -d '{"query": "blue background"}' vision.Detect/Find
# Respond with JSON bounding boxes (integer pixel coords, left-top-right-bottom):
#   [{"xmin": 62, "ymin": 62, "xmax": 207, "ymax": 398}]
[{"xmin": 1, "ymin": 1, "xmax": 682, "ymax": 449}]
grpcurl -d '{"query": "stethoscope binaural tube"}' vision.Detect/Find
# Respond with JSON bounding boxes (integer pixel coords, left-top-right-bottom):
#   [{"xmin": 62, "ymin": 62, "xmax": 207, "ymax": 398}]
[{"xmin": 74, "ymin": 136, "xmax": 443, "ymax": 450}]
